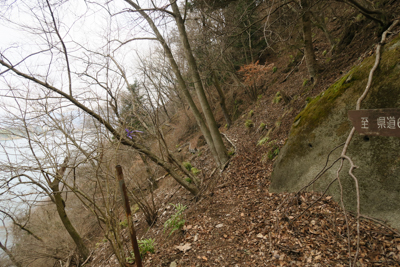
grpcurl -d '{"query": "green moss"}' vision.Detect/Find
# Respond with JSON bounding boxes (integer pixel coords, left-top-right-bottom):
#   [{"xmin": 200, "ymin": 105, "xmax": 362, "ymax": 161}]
[
  {"xmin": 272, "ymin": 66, "xmax": 278, "ymax": 73},
  {"xmin": 249, "ymin": 110, "xmax": 254, "ymax": 117},
  {"xmin": 292, "ymin": 71, "xmax": 355, "ymax": 136},
  {"xmin": 286, "ymin": 36, "xmax": 400, "ymax": 157}
]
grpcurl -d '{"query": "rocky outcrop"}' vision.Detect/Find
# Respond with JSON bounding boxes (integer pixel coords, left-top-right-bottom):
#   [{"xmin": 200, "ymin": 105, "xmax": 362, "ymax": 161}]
[{"xmin": 270, "ymin": 34, "xmax": 400, "ymax": 229}]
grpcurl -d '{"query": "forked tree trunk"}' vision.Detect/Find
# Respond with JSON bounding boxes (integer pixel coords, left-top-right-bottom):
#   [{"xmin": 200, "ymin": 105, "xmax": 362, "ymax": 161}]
[
  {"xmin": 49, "ymin": 164, "xmax": 90, "ymax": 260},
  {"xmin": 212, "ymin": 71, "xmax": 232, "ymax": 129}
]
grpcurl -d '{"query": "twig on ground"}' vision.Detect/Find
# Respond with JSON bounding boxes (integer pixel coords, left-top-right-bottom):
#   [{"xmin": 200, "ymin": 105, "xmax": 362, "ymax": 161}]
[{"xmin": 350, "ymin": 212, "xmax": 400, "ymax": 237}]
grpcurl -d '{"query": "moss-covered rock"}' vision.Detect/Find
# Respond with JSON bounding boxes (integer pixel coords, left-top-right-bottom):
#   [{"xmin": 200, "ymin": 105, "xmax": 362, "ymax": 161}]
[{"xmin": 270, "ymin": 34, "xmax": 400, "ymax": 229}]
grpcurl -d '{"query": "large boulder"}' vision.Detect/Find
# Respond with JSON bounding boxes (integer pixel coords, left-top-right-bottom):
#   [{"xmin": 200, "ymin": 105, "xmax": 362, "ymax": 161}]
[{"xmin": 270, "ymin": 34, "xmax": 400, "ymax": 229}]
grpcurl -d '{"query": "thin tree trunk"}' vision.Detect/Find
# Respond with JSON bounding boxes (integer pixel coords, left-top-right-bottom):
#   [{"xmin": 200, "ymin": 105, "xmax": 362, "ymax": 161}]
[
  {"xmin": 49, "ymin": 163, "xmax": 90, "ymax": 260},
  {"xmin": 170, "ymin": 0, "xmax": 228, "ymax": 167},
  {"xmin": 139, "ymin": 153, "xmax": 158, "ymax": 189},
  {"xmin": 124, "ymin": 0, "xmax": 224, "ymax": 169},
  {"xmin": 0, "ymin": 242, "xmax": 23, "ymax": 267},
  {"xmin": 212, "ymin": 71, "xmax": 232, "ymax": 128},
  {"xmin": 301, "ymin": 0, "xmax": 318, "ymax": 82},
  {"xmin": 311, "ymin": 12, "xmax": 336, "ymax": 50}
]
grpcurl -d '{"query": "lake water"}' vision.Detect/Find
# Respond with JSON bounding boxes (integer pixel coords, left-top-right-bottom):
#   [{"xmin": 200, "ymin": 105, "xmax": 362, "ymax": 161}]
[
  {"xmin": 0, "ymin": 137, "xmax": 36, "ymax": 248},
  {"xmin": 0, "ymin": 132, "xmax": 92, "ymax": 248}
]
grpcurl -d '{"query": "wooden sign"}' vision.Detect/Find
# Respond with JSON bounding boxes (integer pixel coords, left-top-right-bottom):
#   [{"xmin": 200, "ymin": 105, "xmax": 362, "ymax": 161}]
[{"xmin": 348, "ymin": 109, "xmax": 400, "ymax": 136}]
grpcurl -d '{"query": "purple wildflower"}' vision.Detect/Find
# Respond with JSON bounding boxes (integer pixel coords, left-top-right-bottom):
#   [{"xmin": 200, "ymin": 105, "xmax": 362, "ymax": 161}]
[{"xmin": 125, "ymin": 129, "xmax": 144, "ymax": 139}]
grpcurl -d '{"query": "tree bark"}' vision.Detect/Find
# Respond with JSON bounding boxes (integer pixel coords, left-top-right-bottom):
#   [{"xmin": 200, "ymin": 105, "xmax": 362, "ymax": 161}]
[
  {"xmin": 49, "ymin": 163, "xmax": 90, "ymax": 260},
  {"xmin": 301, "ymin": 0, "xmax": 318, "ymax": 82}
]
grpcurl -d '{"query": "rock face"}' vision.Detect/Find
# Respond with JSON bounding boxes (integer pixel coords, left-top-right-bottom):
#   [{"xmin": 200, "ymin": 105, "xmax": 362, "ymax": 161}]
[{"xmin": 270, "ymin": 34, "xmax": 400, "ymax": 229}]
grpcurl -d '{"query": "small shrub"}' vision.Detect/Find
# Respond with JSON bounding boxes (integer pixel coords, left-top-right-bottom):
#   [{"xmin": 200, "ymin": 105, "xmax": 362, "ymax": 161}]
[
  {"xmin": 228, "ymin": 148, "xmax": 235, "ymax": 156},
  {"xmin": 185, "ymin": 177, "xmax": 192, "ymax": 184},
  {"xmin": 126, "ymin": 238, "xmax": 156, "ymax": 263},
  {"xmin": 302, "ymin": 79, "xmax": 309, "ymax": 87},
  {"xmin": 257, "ymin": 136, "xmax": 269, "ymax": 146},
  {"xmin": 245, "ymin": 120, "xmax": 254, "ymax": 128},
  {"xmin": 182, "ymin": 162, "xmax": 192, "ymax": 171},
  {"xmin": 238, "ymin": 61, "xmax": 273, "ymax": 101},
  {"xmin": 249, "ymin": 110, "xmax": 254, "ymax": 117},
  {"xmin": 272, "ymin": 91, "xmax": 282, "ymax": 104},
  {"xmin": 272, "ymin": 66, "xmax": 277, "ymax": 73},
  {"xmin": 139, "ymin": 238, "xmax": 156, "ymax": 256},
  {"xmin": 259, "ymin": 122, "xmax": 266, "ymax": 130},
  {"xmin": 164, "ymin": 203, "xmax": 187, "ymax": 236},
  {"xmin": 322, "ymin": 50, "xmax": 327, "ymax": 56},
  {"xmin": 267, "ymin": 146, "xmax": 280, "ymax": 160},
  {"xmin": 191, "ymin": 167, "xmax": 201, "ymax": 176},
  {"xmin": 233, "ymin": 99, "xmax": 243, "ymax": 120},
  {"xmin": 119, "ymin": 219, "xmax": 128, "ymax": 228}
]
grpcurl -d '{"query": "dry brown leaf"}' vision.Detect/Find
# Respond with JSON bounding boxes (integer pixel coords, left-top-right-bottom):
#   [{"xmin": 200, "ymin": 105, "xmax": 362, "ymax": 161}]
[{"xmin": 175, "ymin": 243, "xmax": 192, "ymax": 253}]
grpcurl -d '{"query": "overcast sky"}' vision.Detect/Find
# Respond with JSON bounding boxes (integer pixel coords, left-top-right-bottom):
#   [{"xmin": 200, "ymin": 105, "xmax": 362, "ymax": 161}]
[{"xmin": 0, "ymin": 0, "xmax": 179, "ymax": 117}]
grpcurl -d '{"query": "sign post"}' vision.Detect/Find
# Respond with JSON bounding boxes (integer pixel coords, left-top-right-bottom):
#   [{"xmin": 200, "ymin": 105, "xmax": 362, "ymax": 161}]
[
  {"xmin": 348, "ymin": 109, "xmax": 400, "ymax": 136},
  {"xmin": 116, "ymin": 165, "xmax": 143, "ymax": 267}
]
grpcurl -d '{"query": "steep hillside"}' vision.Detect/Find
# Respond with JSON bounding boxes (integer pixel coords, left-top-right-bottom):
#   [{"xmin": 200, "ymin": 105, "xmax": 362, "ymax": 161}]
[{"xmin": 90, "ymin": 15, "xmax": 400, "ymax": 267}]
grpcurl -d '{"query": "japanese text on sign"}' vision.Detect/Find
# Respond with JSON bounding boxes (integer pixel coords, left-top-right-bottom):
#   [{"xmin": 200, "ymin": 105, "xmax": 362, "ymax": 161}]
[{"xmin": 348, "ymin": 109, "xmax": 400, "ymax": 137}]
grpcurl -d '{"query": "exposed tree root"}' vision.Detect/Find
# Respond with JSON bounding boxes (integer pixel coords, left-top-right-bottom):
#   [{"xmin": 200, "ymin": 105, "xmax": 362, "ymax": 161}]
[{"xmin": 276, "ymin": 19, "xmax": 399, "ymax": 267}]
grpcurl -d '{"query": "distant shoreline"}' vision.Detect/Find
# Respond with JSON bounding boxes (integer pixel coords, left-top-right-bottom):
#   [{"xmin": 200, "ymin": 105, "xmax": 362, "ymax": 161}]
[{"xmin": 0, "ymin": 135, "xmax": 23, "ymax": 141}]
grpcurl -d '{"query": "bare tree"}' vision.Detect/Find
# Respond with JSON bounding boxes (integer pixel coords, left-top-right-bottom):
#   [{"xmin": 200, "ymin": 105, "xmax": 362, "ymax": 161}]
[
  {"xmin": 123, "ymin": 0, "xmax": 229, "ymax": 169},
  {"xmin": 0, "ymin": 0, "xmax": 200, "ymax": 196}
]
